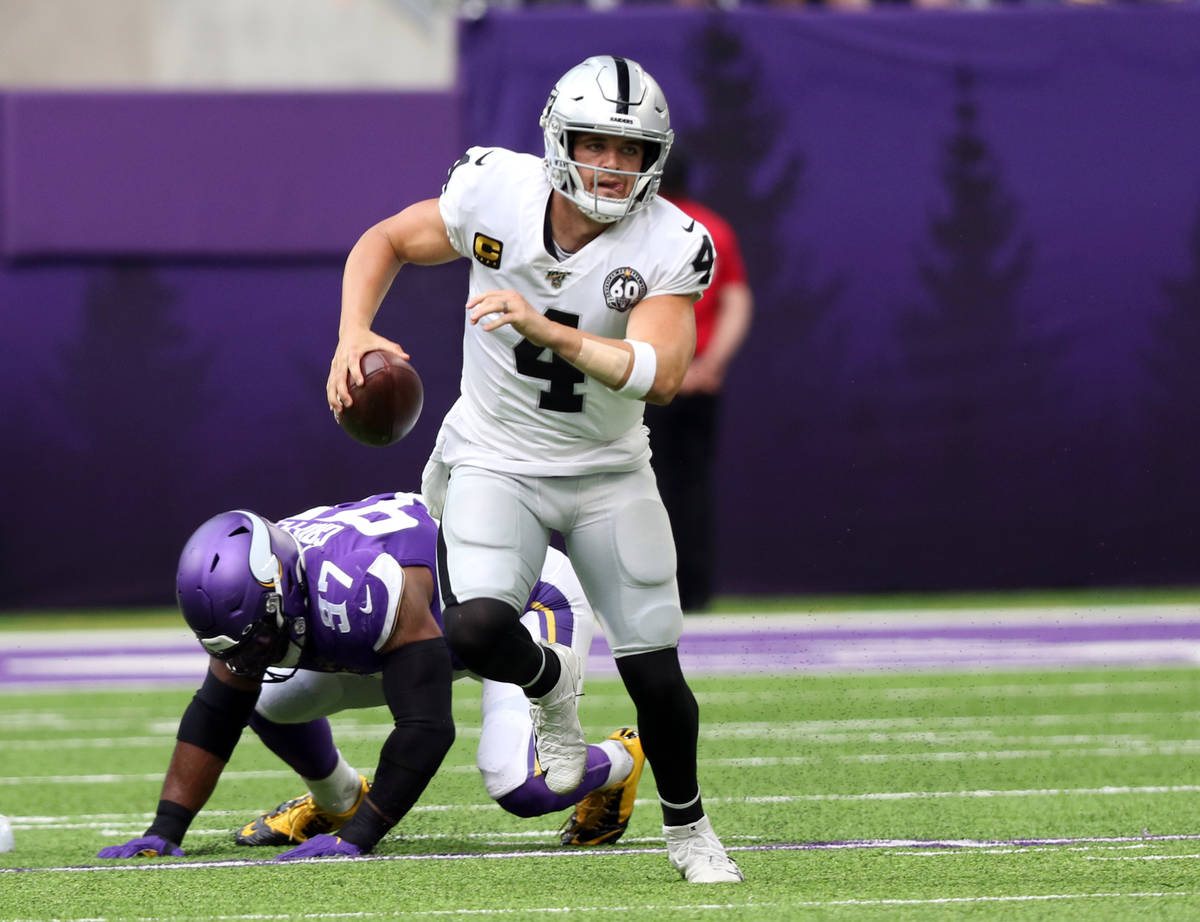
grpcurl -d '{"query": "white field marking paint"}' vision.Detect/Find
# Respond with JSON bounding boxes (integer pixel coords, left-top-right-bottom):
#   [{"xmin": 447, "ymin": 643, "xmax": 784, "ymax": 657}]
[
  {"xmin": 0, "ymin": 895, "xmax": 1192, "ymax": 922},
  {"xmin": 0, "ymin": 769, "xmax": 302, "ymax": 786},
  {"xmin": 7, "ymin": 723, "xmax": 1192, "ymax": 754},
  {"xmin": 1087, "ymin": 854, "xmax": 1200, "ymax": 862},
  {"xmin": 4, "ymin": 737, "xmax": 170, "ymax": 751},
  {"xmin": 702, "ymin": 711, "xmax": 1200, "ymax": 736},
  {"xmin": 713, "ymin": 741, "xmax": 1200, "ymax": 767},
  {"xmin": 898, "ymin": 844, "xmax": 1158, "ymax": 856},
  {"xmin": 1, "ymin": 896, "xmax": 1193, "ymax": 922},
  {"xmin": 5, "ymin": 654, "xmax": 204, "ymax": 677},
  {"xmin": 8, "ymin": 835, "xmax": 1200, "ymax": 879},
  {"xmin": 841, "ymin": 743, "xmax": 1200, "ymax": 764},
  {"xmin": 711, "ymin": 729, "xmax": 1168, "ymax": 745},
  {"xmin": 7, "ymin": 740, "xmax": 1196, "ymax": 789},
  {"xmin": 699, "ymin": 786, "xmax": 1200, "ymax": 804},
  {"xmin": 9, "ymin": 702, "xmax": 1191, "ymax": 739},
  {"xmin": 0, "ymin": 714, "xmax": 172, "ymax": 732},
  {"xmin": 9, "ymin": 781, "xmax": 1200, "ymax": 808},
  {"xmin": 0, "ymin": 760, "xmax": 483, "ymax": 785},
  {"xmin": 851, "ymin": 679, "xmax": 1200, "ymax": 702}
]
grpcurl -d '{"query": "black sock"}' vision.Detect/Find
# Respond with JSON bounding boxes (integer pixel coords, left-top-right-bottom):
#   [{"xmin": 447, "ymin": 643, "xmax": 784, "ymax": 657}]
[
  {"xmin": 661, "ymin": 797, "xmax": 705, "ymax": 827},
  {"xmin": 522, "ymin": 643, "xmax": 563, "ymax": 699}
]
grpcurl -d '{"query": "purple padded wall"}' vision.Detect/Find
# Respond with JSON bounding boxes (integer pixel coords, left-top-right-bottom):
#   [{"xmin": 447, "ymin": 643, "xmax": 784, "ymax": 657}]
[
  {"xmin": 3, "ymin": 91, "xmax": 456, "ymax": 257},
  {"xmin": 5, "ymin": 7, "xmax": 1200, "ymax": 606}
]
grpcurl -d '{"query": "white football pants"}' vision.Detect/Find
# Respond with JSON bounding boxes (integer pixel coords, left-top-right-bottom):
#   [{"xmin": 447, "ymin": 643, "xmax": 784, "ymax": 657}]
[{"xmin": 439, "ymin": 464, "xmax": 684, "ymax": 656}]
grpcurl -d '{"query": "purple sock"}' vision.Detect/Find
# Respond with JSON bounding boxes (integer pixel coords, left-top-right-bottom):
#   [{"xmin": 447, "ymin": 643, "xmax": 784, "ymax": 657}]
[
  {"xmin": 496, "ymin": 743, "xmax": 611, "ymax": 818},
  {"xmin": 249, "ymin": 713, "xmax": 339, "ymax": 781}
]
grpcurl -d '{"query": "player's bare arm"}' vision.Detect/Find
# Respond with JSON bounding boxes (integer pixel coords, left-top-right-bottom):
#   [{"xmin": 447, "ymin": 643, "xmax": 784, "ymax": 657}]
[
  {"xmin": 377, "ymin": 564, "xmax": 442, "ymax": 654},
  {"xmin": 467, "ymin": 289, "xmax": 696, "ymax": 404},
  {"xmin": 328, "ymin": 199, "xmax": 460, "ymax": 413}
]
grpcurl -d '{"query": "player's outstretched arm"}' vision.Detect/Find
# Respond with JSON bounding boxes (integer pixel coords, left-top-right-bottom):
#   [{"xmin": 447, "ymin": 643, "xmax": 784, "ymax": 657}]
[
  {"xmin": 328, "ymin": 199, "xmax": 460, "ymax": 414},
  {"xmin": 466, "ymin": 289, "xmax": 696, "ymax": 404},
  {"xmin": 97, "ymin": 660, "xmax": 261, "ymax": 858},
  {"xmin": 274, "ymin": 567, "xmax": 454, "ymax": 861}
]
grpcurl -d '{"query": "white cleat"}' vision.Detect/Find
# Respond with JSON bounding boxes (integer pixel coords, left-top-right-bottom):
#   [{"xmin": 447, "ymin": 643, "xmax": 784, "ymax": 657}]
[
  {"xmin": 529, "ymin": 642, "xmax": 587, "ymax": 795},
  {"xmin": 664, "ymin": 815, "xmax": 745, "ymax": 883}
]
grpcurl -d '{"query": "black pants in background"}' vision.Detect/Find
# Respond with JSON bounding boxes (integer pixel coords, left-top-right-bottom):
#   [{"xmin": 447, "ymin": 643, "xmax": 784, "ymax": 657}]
[{"xmin": 643, "ymin": 392, "xmax": 719, "ymax": 613}]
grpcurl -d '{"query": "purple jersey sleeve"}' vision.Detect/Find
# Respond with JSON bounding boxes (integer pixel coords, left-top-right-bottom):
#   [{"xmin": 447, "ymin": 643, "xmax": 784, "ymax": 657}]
[{"xmin": 276, "ymin": 493, "xmax": 440, "ymax": 674}]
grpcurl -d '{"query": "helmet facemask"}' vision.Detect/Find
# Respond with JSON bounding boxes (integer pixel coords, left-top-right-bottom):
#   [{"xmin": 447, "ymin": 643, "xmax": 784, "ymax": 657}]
[
  {"xmin": 201, "ymin": 588, "xmax": 305, "ymax": 683},
  {"xmin": 540, "ymin": 56, "xmax": 674, "ymax": 224}
]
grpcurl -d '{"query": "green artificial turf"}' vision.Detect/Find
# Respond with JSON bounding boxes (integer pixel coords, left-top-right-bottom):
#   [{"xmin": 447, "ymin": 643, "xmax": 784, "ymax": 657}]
[{"xmin": 4, "ymin": 663, "xmax": 1200, "ymax": 920}]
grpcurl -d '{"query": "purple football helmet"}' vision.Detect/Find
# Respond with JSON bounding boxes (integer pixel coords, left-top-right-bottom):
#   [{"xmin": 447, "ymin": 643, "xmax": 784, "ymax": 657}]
[{"xmin": 176, "ymin": 510, "xmax": 308, "ymax": 681}]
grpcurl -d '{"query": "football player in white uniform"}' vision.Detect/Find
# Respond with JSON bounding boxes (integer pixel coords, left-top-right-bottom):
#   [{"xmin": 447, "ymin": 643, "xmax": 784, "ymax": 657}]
[{"xmin": 326, "ymin": 56, "xmax": 741, "ymax": 883}]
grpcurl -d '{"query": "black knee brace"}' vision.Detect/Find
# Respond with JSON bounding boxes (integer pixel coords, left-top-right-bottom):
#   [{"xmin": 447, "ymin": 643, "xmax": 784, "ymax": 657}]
[
  {"xmin": 176, "ymin": 668, "xmax": 260, "ymax": 762},
  {"xmin": 443, "ymin": 597, "xmax": 548, "ymax": 687}
]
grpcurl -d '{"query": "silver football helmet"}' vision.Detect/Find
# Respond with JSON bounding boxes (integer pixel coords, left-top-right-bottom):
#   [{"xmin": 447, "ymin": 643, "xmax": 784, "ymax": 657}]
[{"xmin": 540, "ymin": 55, "xmax": 674, "ymax": 224}]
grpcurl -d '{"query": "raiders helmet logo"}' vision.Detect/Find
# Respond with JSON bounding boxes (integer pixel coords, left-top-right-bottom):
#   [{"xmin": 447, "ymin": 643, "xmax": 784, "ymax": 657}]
[
  {"xmin": 473, "ymin": 233, "xmax": 503, "ymax": 269},
  {"xmin": 602, "ymin": 267, "xmax": 648, "ymax": 313}
]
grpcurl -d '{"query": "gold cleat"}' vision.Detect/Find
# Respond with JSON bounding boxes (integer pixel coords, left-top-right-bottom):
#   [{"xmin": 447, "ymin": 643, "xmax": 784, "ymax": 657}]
[
  {"xmin": 560, "ymin": 727, "xmax": 644, "ymax": 846},
  {"xmin": 235, "ymin": 775, "xmax": 369, "ymax": 846}
]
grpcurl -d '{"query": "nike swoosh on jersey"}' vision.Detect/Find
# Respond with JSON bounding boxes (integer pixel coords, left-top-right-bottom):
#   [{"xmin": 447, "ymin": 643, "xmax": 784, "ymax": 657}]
[
  {"xmin": 360, "ymin": 587, "xmax": 373, "ymax": 614},
  {"xmin": 682, "ymin": 220, "xmax": 695, "ymax": 232},
  {"xmin": 475, "ymin": 150, "xmax": 494, "ymax": 166}
]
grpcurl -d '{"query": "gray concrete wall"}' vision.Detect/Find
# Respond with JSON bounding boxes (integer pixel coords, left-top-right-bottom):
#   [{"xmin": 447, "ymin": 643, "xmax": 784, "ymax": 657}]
[{"xmin": 0, "ymin": 0, "xmax": 457, "ymax": 88}]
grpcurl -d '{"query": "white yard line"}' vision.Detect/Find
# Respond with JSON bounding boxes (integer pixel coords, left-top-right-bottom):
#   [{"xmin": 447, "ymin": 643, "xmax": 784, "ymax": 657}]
[{"xmin": 3, "ymin": 892, "xmax": 1195, "ymax": 921}]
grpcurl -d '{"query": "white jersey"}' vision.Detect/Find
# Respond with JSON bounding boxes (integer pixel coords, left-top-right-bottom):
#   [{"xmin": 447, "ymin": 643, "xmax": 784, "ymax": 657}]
[{"xmin": 436, "ymin": 146, "xmax": 713, "ymax": 476}]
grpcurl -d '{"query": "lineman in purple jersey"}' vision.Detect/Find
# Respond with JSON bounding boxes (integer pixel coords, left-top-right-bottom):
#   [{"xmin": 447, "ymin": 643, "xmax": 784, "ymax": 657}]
[{"xmin": 97, "ymin": 492, "xmax": 644, "ymax": 861}]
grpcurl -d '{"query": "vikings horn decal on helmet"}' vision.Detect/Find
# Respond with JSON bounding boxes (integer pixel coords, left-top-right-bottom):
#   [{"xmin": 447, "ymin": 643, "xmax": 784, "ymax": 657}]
[
  {"xmin": 540, "ymin": 55, "xmax": 674, "ymax": 224},
  {"xmin": 175, "ymin": 510, "xmax": 308, "ymax": 682}
]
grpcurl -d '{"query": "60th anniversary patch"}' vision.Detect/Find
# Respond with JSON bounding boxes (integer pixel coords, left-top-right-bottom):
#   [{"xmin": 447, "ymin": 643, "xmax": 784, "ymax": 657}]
[{"xmin": 602, "ymin": 267, "xmax": 647, "ymax": 313}]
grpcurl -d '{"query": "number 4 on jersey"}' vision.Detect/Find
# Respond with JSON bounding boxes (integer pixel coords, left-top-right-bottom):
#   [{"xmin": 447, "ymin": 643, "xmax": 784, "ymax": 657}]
[
  {"xmin": 692, "ymin": 235, "xmax": 714, "ymax": 285},
  {"xmin": 514, "ymin": 308, "xmax": 585, "ymax": 413}
]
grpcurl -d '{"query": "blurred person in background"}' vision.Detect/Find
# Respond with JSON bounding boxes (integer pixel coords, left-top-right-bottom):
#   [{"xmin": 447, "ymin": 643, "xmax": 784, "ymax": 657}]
[{"xmin": 645, "ymin": 154, "xmax": 754, "ymax": 613}]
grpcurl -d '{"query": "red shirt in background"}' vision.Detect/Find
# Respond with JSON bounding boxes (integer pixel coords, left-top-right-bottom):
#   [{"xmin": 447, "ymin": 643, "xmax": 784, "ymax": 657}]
[{"xmin": 663, "ymin": 197, "xmax": 747, "ymax": 359}]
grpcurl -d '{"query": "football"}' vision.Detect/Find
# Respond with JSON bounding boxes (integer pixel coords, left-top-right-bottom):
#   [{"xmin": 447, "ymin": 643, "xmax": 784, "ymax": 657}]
[{"xmin": 338, "ymin": 351, "xmax": 424, "ymax": 447}]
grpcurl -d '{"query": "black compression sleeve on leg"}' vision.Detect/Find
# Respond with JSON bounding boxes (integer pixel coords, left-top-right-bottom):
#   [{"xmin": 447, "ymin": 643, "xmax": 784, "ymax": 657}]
[
  {"xmin": 176, "ymin": 669, "xmax": 260, "ymax": 762},
  {"xmin": 615, "ymin": 648, "xmax": 705, "ymax": 825},
  {"xmin": 442, "ymin": 597, "xmax": 549, "ymax": 687},
  {"xmin": 337, "ymin": 638, "xmax": 455, "ymax": 852}
]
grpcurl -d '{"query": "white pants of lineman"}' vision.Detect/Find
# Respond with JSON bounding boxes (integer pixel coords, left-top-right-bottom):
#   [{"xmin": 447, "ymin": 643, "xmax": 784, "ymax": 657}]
[
  {"xmin": 439, "ymin": 464, "xmax": 684, "ymax": 657},
  {"xmin": 255, "ymin": 568, "xmax": 594, "ymax": 803}
]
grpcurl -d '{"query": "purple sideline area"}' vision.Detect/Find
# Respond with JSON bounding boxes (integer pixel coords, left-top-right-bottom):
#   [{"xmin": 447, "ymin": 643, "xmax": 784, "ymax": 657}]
[
  {"xmin": 3, "ymin": 608, "xmax": 1200, "ymax": 688},
  {"xmin": 6, "ymin": 6, "xmax": 1200, "ymax": 608}
]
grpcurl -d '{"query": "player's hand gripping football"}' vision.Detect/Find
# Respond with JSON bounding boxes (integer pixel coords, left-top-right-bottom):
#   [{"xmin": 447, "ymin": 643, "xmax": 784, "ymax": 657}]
[
  {"xmin": 272, "ymin": 834, "xmax": 363, "ymax": 861},
  {"xmin": 97, "ymin": 835, "xmax": 184, "ymax": 858},
  {"xmin": 328, "ymin": 332, "xmax": 409, "ymax": 417},
  {"xmin": 468, "ymin": 290, "xmax": 554, "ymax": 345}
]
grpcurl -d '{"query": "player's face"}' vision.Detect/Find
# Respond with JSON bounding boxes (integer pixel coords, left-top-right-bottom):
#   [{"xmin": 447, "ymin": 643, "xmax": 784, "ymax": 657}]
[{"xmin": 572, "ymin": 133, "xmax": 645, "ymax": 200}]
